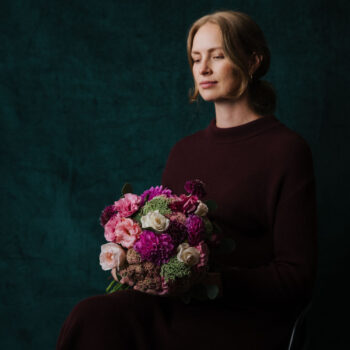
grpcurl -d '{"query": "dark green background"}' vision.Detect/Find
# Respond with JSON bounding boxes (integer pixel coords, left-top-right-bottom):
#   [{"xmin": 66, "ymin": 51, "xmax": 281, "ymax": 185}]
[{"xmin": 1, "ymin": 0, "xmax": 348, "ymax": 348}]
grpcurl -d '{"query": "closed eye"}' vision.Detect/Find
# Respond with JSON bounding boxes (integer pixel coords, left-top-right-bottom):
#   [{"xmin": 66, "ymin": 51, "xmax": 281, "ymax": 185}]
[{"xmin": 193, "ymin": 56, "xmax": 224, "ymax": 63}]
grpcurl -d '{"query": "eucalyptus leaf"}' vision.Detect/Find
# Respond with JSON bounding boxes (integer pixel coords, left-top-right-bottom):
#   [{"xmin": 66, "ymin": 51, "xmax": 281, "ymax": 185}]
[
  {"xmin": 121, "ymin": 183, "xmax": 133, "ymax": 195},
  {"xmin": 206, "ymin": 284, "xmax": 219, "ymax": 300}
]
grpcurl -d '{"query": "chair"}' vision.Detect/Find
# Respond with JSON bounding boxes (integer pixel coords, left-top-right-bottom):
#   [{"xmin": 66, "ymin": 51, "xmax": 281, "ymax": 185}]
[{"xmin": 287, "ymin": 301, "xmax": 313, "ymax": 350}]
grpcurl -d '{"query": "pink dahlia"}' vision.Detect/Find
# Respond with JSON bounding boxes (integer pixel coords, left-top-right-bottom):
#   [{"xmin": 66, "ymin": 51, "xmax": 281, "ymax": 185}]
[
  {"xmin": 134, "ymin": 230, "xmax": 175, "ymax": 266},
  {"xmin": 186, "ymin": 214, "xmax": 205, "ymax": 246}
]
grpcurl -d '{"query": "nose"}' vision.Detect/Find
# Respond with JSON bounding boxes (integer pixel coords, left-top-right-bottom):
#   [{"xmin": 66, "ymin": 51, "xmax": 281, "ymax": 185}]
[{"xmin": 199, "ymin": 58, "xmax": 211, "ymax": 75}]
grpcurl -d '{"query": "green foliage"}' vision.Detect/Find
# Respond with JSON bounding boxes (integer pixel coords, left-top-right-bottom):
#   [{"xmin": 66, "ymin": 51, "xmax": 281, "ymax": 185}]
[
  {"xmin": 160, "ymin": 256, "xmax": 192, "ymax": 282},
  {"xmin": 141, "ymin": 195, "xmax": 172, "ymax": 216}
]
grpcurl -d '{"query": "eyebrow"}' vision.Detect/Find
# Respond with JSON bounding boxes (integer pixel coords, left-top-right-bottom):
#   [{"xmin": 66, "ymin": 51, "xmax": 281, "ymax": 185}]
[{"xmin": 191, "ymin": 47, "xmax": 223, "ymax": 55}]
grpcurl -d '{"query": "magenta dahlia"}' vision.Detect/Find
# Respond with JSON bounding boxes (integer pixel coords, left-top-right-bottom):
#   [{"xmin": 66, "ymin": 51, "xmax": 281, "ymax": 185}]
[{"xmin": 134, "ymin": 230, "xmax": 175, "ymax": 266}]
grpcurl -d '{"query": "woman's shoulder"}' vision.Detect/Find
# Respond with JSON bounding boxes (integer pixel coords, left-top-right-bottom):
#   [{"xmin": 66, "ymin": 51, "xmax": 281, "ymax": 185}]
[
  {"xmin": 167, "ymin": 127, "xmax": 206, "ymax": 155},
  {"xmin": 267, "ymin": 119, "xmax": 315, "ymax": 174}
]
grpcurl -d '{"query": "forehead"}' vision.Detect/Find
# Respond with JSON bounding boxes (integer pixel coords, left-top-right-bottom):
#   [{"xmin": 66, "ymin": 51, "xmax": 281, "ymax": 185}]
[{"xmin": 191, "ymin": 23, "xmax": 223, "ymax": 54}]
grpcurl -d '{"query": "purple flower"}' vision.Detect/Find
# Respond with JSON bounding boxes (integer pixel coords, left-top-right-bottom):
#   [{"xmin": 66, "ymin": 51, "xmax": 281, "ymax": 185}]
[
  {"xmin": 166, "ymin": 220, "xmax": 188, "ymax": 247},
  {"xmin": 186, "ymin": 215, "xmax": 205, "ymax": 246},
  {"xmin": 99, "ymin": 205, "xmax": 118, "ymax": 227},
  {"xmin": 184, "ymin": 179, "xmax": 206, "ymax": 199},
  {"xmin": 134, "ymin": 230, "xmax": 175, "ymax": 266},
  {"xmin": 140, "ymin": 185, "xmax": 173, "ymax": 206}
]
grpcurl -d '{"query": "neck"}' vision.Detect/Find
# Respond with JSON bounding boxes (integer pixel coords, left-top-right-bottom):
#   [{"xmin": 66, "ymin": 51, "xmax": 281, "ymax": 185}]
[{"xmin": 213, "ymin": 91, "xmax": 262, "ymax": 128}]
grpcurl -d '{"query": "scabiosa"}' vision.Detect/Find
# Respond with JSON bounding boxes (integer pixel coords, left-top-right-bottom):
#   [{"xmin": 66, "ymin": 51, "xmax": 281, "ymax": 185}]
[
  {"xmin": 134, "ymin": 230, "xmax": 175, "ymax": 266},
  {"xmin": 184, "ymin": 179, "xmax": 206, "ymax": 199},
  {"xmin": 186, "ymin": 214, "xmax": 205, "ymax": 246},
  {"xmin": 140, "ymin": 185, "xmax": 173, "ymax": 206},
  {"xmin": 100, "ymin": 205, "xmax": 117, "ymax": 227}
]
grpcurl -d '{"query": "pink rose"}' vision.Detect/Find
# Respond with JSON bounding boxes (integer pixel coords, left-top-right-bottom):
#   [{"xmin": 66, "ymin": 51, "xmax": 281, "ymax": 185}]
[
  {"xmin": 113, "ymin": 193, "xmax": 141, "ymax": 217},
  {"xmin": 104, "ymin": 213, "xmax": 123, "ymax": 242},
  {"xmin": 114, "ymin": 217, "xmax": 142, "ymax": 248},
  {"xmin": 99, "ymin": 243, "xmax": 126, "ymax": 271}
]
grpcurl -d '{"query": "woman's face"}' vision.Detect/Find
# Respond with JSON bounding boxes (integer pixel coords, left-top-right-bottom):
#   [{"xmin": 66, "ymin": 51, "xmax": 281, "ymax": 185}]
[{"xmin": 191, "ymin": 22, "xmax": 238, "ymax": 102}]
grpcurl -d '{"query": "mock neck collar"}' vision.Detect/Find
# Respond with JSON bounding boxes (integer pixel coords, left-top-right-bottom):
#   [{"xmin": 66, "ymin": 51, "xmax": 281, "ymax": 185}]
[{"xmin": 205, "ymin": 115, "xmax": 279, "ymax": 143}]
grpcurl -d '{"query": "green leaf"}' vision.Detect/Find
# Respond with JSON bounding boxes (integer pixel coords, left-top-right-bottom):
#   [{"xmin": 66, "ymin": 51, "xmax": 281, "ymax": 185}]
[
  {"xmin": 121, "ymin": 183, "xmax": 133, "ymax": 195},
  {"xmin": 205, "ymin": 200, "xmax": 218, "ymax": 213},
  {"xmin": 206, "ymin": 284, "xmax": 219, "ymax": 300}
]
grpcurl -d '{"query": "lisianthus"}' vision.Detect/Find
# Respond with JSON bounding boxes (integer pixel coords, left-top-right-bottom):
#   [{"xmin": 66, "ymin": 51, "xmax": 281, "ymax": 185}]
[{"xmin": 134, "ymin": 230, "xmax": 175, "ymax": 266}]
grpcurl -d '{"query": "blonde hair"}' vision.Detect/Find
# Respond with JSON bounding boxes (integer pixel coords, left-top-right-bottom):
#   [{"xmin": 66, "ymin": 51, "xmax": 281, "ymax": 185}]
[{"xmin": 186, "ymin": 10, "xmax": 276, "ymax": 116}]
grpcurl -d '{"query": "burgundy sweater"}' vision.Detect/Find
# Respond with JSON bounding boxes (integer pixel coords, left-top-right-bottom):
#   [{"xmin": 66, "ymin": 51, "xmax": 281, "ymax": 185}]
[
  {"xmin": 162, "ymin": 114, "xmax": 318, "ymax": 311},
  {"xmin": 56, "ymin": 115, "xmax": 317, "ymax": 350}
]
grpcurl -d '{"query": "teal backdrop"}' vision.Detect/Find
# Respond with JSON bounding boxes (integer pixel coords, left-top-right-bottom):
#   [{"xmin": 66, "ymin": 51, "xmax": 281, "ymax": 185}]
[{"xmin": 1, "ymin": 0, "xmax": 348, "ymax": 348}]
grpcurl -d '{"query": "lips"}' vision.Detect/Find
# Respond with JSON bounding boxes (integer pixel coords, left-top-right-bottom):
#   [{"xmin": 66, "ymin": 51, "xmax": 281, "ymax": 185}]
[
  {"xmin": 200, "ymin": 81, "xmax": 217, "ymax": 85},
  {"xmin": 200, "ymin": 81, "xmax": 217, "ymax": 88}
]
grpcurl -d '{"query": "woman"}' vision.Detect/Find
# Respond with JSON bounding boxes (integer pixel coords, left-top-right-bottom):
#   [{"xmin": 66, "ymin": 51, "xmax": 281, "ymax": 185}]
[{"xmin": 56, "ymin": 10, "xmax": 317, "ymax": 350}]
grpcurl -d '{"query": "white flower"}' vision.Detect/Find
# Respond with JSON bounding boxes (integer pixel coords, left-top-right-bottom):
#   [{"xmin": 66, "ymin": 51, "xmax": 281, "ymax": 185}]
[
  {"xmin": 177, "ymin": 243, "xmax": 200, "ymax": 266},
  {"xmin": 194, "ymin": 200, "xmax": 208, "ymax": 216},
  {"xmin": 140, "ymin": 210, "xmax": 170, "ymax": 232},
  {"xmin": 99, "ymin": 243, "xmax": 126, "ymax": 271}
]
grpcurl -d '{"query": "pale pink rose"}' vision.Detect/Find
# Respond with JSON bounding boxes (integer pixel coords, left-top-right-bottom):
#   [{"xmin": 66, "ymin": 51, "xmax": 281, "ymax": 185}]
[
  {"xmin": 113, "ymin": 193, "xmax": 141, "ymax": 217},
  {"xmin": 99, "ymin": 243, "xmax": 126, "ymax": 271},
  {"xmin": 104, "ymin": 213, "xmax": 123, "ymax": 242},
  {"xmin": 114, "ymin": 217, "xmax": 142, "ymax": 248}
]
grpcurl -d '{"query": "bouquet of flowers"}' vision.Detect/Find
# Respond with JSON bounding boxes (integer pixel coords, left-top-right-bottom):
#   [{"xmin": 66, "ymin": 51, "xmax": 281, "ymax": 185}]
[{"xmin": 99, "ymin": 179, "xmax": 234, "ymax": 303}]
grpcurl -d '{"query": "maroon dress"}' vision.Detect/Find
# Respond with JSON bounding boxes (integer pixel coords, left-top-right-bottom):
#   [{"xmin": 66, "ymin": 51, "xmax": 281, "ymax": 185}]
[{"xmin": 56, "ymin": 115, "xmax": 317, "ymax": 350}]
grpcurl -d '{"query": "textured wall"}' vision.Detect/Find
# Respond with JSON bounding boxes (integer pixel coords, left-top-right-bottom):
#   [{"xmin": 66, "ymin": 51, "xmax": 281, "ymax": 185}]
[{"xmin": 0, "ymin": 0, "xmax": 348, "ymax": 348}]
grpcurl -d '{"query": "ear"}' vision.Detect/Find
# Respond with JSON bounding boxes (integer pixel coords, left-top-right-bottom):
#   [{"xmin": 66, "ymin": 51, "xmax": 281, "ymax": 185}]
[{"xmin": 249, "ymin": 52, "xmax": 263, "ymax": 75}]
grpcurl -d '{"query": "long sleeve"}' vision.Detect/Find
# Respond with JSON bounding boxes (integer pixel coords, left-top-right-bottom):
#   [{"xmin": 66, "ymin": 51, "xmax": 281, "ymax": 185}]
[
  {"xmin": 161, "ymin": 117, "xmax": 318, "ymax": 312},
  {"xmin": 220, "ymin": 139, "xmax": 317, "ymax": 309}
]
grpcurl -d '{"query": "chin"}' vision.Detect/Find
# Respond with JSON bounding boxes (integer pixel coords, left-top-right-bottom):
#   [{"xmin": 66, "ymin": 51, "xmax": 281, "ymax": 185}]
[{"xmin": 199, "ymin": 92, "xmax": 221, "ymax": 102}]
